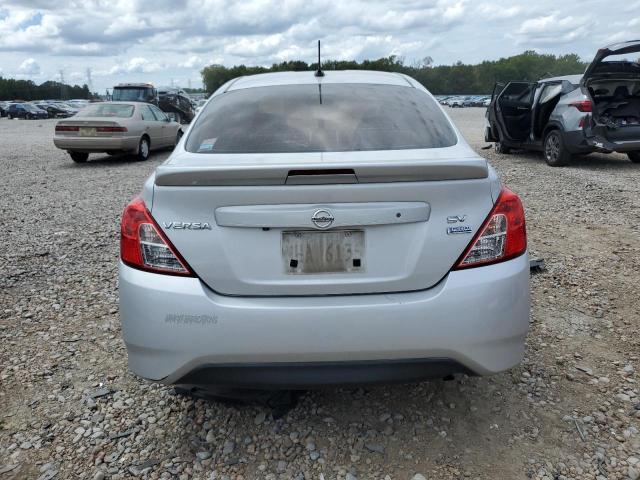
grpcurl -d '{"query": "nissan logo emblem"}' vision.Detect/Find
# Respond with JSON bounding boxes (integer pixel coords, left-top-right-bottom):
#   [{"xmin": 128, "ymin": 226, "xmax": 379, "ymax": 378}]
[{"xmin": 311, "ymin": 209, "xmax": 334, "ymax": 229}]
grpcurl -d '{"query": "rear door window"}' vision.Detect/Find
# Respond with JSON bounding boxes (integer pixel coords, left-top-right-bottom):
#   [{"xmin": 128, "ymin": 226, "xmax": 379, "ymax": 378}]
[
  {"xmin": 149, "ymin": 105, "xmax": 167, "ymax": 121},
  {"xmin": 539, "ymin": 84, "xmax": 562, "ymax": 104},
  {"xmin": 140, "ymin": 105, "xmax": 156, "ymax": 121},
  {"xmin": 186, "ymin": 83, "xmax": 457, "ymax": 154}
]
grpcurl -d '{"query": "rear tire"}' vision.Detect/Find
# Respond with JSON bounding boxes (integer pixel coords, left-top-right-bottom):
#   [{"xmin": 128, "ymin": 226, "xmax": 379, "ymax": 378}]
[
  {"xmin": 628, "ymin": 152, "xmax": 640, "ymax": 163},
  {"xmin": 494, "ymin": 141, "xmax": 511, "ymax": 154},
  {"xmin": 69, "ymin": 152, "xmax": 89, "ymax": 163},
  {"xmin": 494, "ymin": 128, "xmax": 512, "ymax": 154},
  {"xmin": 543, "ymin": 130, "xmax": 571, "ymax": 167},
  {"xmin": 136, "ymin": 136, "xmax": 150, "ymax": 161}
]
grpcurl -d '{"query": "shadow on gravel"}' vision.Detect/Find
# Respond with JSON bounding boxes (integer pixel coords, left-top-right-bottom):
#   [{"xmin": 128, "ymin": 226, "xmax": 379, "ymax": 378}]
[
  {"xmin": 498, "ymin": 149, "xmax": 637, "ymax": 170},
  {"xmin": 172, "ymin": 374, "xmax": 504, "ymax": 426},
  {"xmin": 568, "ymin": 153, "xmax": 638, "ymax": 170},
  {"xmin": 174, "ymin": 386, "xmax": 306, "ymax": 419},
  {"xmin": 58, "ymin": 152, "xmax": 171, "ymax": 169}
]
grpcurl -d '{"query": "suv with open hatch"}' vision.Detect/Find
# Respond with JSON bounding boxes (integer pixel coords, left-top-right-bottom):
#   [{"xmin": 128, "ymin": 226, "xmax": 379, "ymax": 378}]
[{"xmin": 486, "ymin": 40, "xmax": 640, "ymax": 166}]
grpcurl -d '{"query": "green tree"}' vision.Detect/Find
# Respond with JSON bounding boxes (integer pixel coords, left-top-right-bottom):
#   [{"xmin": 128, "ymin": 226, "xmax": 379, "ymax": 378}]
[{"xmin": 200, "ymin": 51, "xmax": 589, "ymax": 95}]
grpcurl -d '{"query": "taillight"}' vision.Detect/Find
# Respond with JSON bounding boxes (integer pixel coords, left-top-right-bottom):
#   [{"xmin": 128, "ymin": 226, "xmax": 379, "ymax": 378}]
[
  {"xmin": 55, "ymin": 125, "xmax": 79, "ymax": 132},
  {"xmin": 569, "ymin": 100, "xmax": 592, "ymax": 112},
  {"xmin": 120, "ymin": 197, "xmax": 194, "ymax": 276},
  {"xmin": 454, "ymin": 187, "xmax": 527, "ymax": 269},
  {"xmin": 97, "ymin": 126, "xmax": 127, "ymax": 133}
]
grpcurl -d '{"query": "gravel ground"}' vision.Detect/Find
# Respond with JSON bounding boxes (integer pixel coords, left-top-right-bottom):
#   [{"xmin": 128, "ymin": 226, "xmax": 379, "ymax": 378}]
[{"xmin": 1, "ymin": 108, "xmax": 639, "ymax": 480}]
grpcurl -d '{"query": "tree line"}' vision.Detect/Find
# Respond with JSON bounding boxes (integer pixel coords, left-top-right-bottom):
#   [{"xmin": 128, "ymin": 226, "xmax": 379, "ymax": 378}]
[
  {"xmin": 0, "ymin": 78, "xmax": 92, "ymax": 101},
  {"xmin": 201, "ymin": 51, "xmax": 588, "ymax": 95}
]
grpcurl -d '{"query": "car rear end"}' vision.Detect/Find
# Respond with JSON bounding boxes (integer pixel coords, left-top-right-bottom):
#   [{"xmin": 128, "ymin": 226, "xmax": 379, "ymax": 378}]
[
  {"xmin": 53, "ymin": 102, "xmax": 140, "ymax": 153},
  {"xmin": 119, "ymin": 72, "xmax": 530, "ymax": 388}
]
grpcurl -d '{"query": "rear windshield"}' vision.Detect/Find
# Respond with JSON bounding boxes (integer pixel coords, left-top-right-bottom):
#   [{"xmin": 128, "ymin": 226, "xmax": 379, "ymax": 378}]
[
  {"xmin": 186, "ymin": 83, "xmax": 457, "ymax": 153},
  {"xmin": 112, "ymin": 88, "xmax": 154, "ymax": 102},
  {"xmin": 76, "ymin": 104, "xmax": 134, "ymax": 118}
]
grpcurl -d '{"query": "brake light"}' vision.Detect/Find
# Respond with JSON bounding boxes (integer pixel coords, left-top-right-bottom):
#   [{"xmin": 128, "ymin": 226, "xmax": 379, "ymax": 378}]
[
  {"xmin": 569, "ymin": 100, "xmax": 592, "ymax": 112},
  {"xmin": 454, "ymin": 187, "xmax": 526, "ymax": 269},
  {"xmin": 55, "ymin": 125, "xmax": 79, "ymax": 132},
  {"xmin": 97, "ymin": 126, "xmax": 127, "ymax": 133},
  {"xmin": 120, "ymin": 197, "xmax": 194, "ymax": 276}
]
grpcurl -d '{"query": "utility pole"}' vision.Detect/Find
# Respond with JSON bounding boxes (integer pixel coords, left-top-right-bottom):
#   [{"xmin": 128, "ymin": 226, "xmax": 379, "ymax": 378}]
[
  {"xmin": 86, "ymin": 68, "xmax": 93, "ymax": 96},
  {"xmin": 59, "ymin": 69, "xmax": 65, "ymax": 100}
]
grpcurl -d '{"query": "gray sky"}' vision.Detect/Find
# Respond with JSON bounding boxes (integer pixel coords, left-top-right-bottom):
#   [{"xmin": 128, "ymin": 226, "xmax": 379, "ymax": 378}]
[{"xmin": 0, "ymin": 0, "xmax": 638, "ymax": 92}]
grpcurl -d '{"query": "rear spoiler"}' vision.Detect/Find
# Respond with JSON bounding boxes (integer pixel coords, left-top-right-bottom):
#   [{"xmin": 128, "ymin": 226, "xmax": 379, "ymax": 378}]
[{"xmin": 154, "ymin": 158, "xmax": 489, "ymax": 186}]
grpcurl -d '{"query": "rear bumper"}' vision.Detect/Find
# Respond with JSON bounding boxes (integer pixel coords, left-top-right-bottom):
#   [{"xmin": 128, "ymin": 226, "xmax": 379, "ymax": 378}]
[
  {"xmin": 53, "ymin": 135, "xmax": 139, "ymax": 152},
  {"xmin": 564, "ymin": 129, "xmax": 640, "ymax": 154},
  {"xmin": 119, "ymin": 253, "xmax": 530, "ymax": 386},
  {"xmin": 177, "ymin": 359, "xmax": 473, "ymax": 389}
]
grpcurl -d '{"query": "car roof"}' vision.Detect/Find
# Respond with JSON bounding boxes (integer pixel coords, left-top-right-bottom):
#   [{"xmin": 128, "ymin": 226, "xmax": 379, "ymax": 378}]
[
  {"xmin": 539, "ymin": 74, "xmax": 582, "ymax": 84},
  {"xmin": 89, "ymin": 101, "xmax": 146, "ymax": 106},
  {"xmin": 226, "ymin": 70, "xmax": 414, "ymax": 91}
]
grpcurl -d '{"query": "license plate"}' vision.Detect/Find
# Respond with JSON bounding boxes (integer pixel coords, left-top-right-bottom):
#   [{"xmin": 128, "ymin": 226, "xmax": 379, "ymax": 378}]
[
  {"xmin": 79, "ymin": 127, "xmax": 96, "ymax": 137},
  {"xmin": 282, "ymin": 230, "xmax": 365, "ymax": 274}
]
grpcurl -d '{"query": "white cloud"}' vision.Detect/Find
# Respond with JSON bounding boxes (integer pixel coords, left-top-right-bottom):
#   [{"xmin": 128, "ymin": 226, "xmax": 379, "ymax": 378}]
[
  {"xmin": 18, "ymin": 57, "xmax": 40, "ymax": 75},
  {"xmin": 476, "ymin": 3, "xmax": 523, "ymax": 19},
  {"xmin": 178, "ymin": 55, "xmax": 204, "ymax": 69},
  {"xmin": 109, "ymin": 57, "xmax": 162, "ymax": 75},
  {"xmin": 513, "ymin": 13, "xmax": 596, "ymax": 46},
  {"xmin": 0, "ymin": 0, "xmax": 634, "ymax": 91}
]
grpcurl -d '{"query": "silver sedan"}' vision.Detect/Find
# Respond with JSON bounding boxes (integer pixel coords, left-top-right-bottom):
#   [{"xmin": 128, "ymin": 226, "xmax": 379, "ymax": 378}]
[
  {"xmin": 119, "ymin": 70, "xmax": 530, "ymax": 389},
  {"xmin": 53, "ymin": 101, "xmax": 182, "ymax": 163}
]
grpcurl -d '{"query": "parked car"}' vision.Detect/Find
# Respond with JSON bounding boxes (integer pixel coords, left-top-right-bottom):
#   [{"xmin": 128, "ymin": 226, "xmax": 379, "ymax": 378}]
[
  {"xmin": 67, "ymin": 99, "xmax": 90, "ymax": 110},
  {"xmin": 194, "ymin": 98, "xmax": 207, "ymax": 114},
  {"xmin": 53, "ymin": 101, "xmax": 183, "ymax": 163},
  {"xmin": 0, "ymin": 101, "xmax": 9, "ymax": 117},
  {"xmin": 462, "ymin": 96, "xmax": 477, "ymax": 107},
  {"xmin": 119, "ymin": 70, "xmax": 530, "ymax": 390},
  {"xmin": 449, "ymin": 97, "xmax": 464, "ymax": 107},
  {"xmin": 486, "ymin": 40, "xmax": 640, "ymax": 166},
  {"xmin": 6, "ymin": 102, "xmax": 49, "ymax": 119},
  {"xmin": 34, "ymin": 102, "xmax": 75, "ymax": 118},
  {"xmin": 56, "ymin": 102, "xmax": 80, "ymax": 115}
]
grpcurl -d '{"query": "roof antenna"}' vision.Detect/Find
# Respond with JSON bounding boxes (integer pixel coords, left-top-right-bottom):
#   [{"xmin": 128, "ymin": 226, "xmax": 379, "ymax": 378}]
[{"xmin": 315, "ymin": 40, "xmax": 324, "ymax": 77}]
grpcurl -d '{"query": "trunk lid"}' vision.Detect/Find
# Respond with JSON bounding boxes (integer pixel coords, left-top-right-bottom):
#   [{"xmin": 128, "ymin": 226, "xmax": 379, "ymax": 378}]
[
  {"xmin": 150, "ymin": 147, "xmax": 495, "ymax": 296},
  {"xmin": 581, "ymin": 40, "xmax": 640, "ymax": 85},
  {"xmin": 55, "ymin": 118, "xmax": 127, "ymax": 137}
]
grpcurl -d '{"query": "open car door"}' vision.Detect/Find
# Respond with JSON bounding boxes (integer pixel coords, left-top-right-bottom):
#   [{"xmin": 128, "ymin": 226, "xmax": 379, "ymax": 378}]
[
  {"xmin": 485, "ymin": 82, "xmax": 505, "ymax": 142},
  {"xmin": 493, "ymin": 81, "xmax": 536, "ymax": 142}
]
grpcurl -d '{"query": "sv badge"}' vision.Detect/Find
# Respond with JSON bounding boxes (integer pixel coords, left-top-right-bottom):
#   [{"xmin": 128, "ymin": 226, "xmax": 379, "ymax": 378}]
[{"xmin": 447, "ymin": 215, "xmax": 467, "ymax": 224}]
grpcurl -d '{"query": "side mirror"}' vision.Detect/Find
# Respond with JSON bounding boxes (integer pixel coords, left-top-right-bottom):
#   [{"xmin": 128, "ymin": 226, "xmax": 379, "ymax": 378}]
[{"xmin": 166, "ymin": 112, "xmax": 177, "ymax": 122}]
